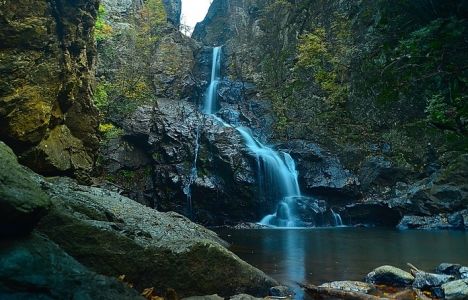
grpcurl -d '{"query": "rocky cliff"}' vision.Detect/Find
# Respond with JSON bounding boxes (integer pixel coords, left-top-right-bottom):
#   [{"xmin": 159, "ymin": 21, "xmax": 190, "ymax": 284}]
[
  {"xmin": 191, "ymin": 0, "xmax": 468, "ymax": 227},
  {"xmin": 0, "ymin": 0, "xmax": 100, "ymax": 179}
]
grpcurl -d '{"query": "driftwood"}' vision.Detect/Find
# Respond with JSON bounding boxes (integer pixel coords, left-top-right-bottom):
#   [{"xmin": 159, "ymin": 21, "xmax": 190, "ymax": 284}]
[{"xmin": 300, "ymin": 283, "xmax": 389, "ymax": 300}]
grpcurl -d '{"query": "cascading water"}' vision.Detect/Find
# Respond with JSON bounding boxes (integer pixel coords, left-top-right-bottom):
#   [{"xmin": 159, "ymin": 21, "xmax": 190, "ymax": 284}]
[
  {"xmin": 183, "ymin": 124, "xmax": 201, "ymax": 219},
  {"xmin": 202, "ymin": 46, "xmax": 302, "ymax": 227},
  {"xmin": 203, "ymin": 46, "xmax": 222, "ymax": 114},
  {"xmin": 331, "ymin": 209, "xmax": 343, "ymax": 227}
]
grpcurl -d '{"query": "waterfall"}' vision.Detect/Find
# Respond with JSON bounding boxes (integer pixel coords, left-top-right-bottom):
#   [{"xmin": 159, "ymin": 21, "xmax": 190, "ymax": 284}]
[
  {"xmin": 183, "ymin": 125, "xmax": 201, "ymax": 219},
  {"xmin": 203, "ymin": 46, "xmax": 222, "ymax": 114},
  {"xmin": 201, "ymin": 46, "xmax": 302, "ymax": 228},
  {"xmin": 331, "ymin": 209, "xmax": 343, "ymax": 227}
]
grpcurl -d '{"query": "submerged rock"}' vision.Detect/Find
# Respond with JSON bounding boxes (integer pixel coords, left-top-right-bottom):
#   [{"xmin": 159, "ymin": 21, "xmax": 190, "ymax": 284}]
[
  {"xmin": 0, "ymin": 232, "xmax": 143, "ymax": 299},
  {"xmin": 0, "ymin": 142, "xmax": 50, "ymax": 237},
  {"xmin": 442, "ymin": 279, "xmax": 468, "ymax": 300},
  {"xmin": 37, "ymin": 176, "xmax": 277, "ymax": 297},
  {"xmin": 365, "ymin": 265, "xmax": 414, "ymax": 286}
]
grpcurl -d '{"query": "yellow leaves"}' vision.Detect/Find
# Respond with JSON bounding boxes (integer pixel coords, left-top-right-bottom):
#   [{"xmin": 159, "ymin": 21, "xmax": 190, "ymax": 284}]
[{"xmin": 141, "ymin": 287, "xmax": 164, "ymax": 300}]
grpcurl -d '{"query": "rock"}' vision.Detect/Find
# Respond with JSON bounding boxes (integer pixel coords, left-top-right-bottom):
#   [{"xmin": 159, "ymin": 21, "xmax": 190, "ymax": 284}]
[
  {"xmin": 281, "ymin": 140, "xmax": 360, "ymax": 199},
  {"xmin": 182, "ymin": 295, "xmax": 224, "ymax": 300},
  {"xmin": 365, "ymin": 265, "xmax": 414, "ymax": 286},
  {"xmin": 460, "ymin": 267, "xmax": 468, "ymax": 279},
  {"xmin": 413, "ymin": 272, "xmax": 454, "ymax": 289},
  {"xmin": 229, "ymin": 294, "xmax": 264, "ymax": 300},
  {"xmin": 151, "ymin": 31, "xmax": 200, "ymax": 100},
  {"xmin": 437, "ymin": 263, "xmax": 463, "ymax": 277},
  {"xmin": 0, "ymin": 141, "xmax": 50, "ymax": 237},
  {"xmin": 269, "ymin": 285, "xmax": 295, "ymax": 297},
  {"xmin": 110, "ymin": 101, "xmax": 262, "ymax": 226},
  {"xmin": 342, "ymin": 202, "xmax": 402, "ymax": 227},
  {"xmin": 442, "ymin": 279, "xmax": 468, "ymax": 300},
  {"xmin": 37, "ymin": 176, "xmax": 277, "ymax": 297},
  {"xmin": 162, "ymin": 0, "xmax": 182, "ymax": 27},
  {"xmin": 318, "ymin": 281, "xmax": 374, "ymax": 294},
  {"xmin": 359, "ymin": 156, "xmax": 412, "ymax": 191},
  {"xmin": 397, "ymin": 211, "xmax": 468, "ymax": 230},
  {"xmin": 0, "ymin": 0, "xmax": 99, "ymax": 177},
  {"xmin": 0, "ymin": 232, "xmax": 143, "ymax": 299}
]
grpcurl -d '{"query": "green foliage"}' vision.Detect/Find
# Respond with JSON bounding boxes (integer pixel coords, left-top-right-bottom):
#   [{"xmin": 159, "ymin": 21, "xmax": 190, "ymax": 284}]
[
  {"xmin": 99, "ymin": 123, "xmax": 124, "ymax": 139},
  {"xmin": 94, "ymin": 82, "xmax": 109, "ymax": 110},
  {"xmin": 95, "ymin": 5, "xmax": 113, "ymax": 41}
]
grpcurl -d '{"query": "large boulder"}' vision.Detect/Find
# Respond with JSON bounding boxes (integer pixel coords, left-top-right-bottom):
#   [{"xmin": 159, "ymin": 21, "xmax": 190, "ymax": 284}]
[
  {"xmin": 0, "ymin": 0, "xmax": 100, "ymax": 177},
  {"xmin": 37, "ymin": 176, "xmax": 277, "ymax": 297},
  {"xmin": 442, "ymin": 279, "xmax": 468, "ymax": 300},
  {"xmin": 0, "ymin": 141, "xmax": 50, "ymax": 237},
  {"xmin": 0, "ymin": 232, "xmax": 143, "ymax": 299},
  {"xmin": 365, "ymin": 266, "xmax": 414, "ymax": 287}
]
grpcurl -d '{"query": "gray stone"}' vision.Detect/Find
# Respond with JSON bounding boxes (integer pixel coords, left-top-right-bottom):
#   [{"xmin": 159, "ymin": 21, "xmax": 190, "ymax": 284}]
[
  {"xmin": 436, "ymin": 263, "xmax": 462, "ymax": 276},
  {"xmin": 0, "ymin": 142, "xmax": 51, "ymax": 237},
  {"xmin": 442, "ymin": 279, "xmax": 468, "ymax": 300},
  {"xmin": 413, "ymin": 272, "xmax": 454, "ymax": 289},
  {"xmin": 269, "ymin": 285, "xmax": 294, "ymax": 297},
  {"xmin": 319, "ymin": 281, "xmax": 374, "ymax": 294},
  {"xmin": 365, "ymin": 265, "xmax": 414, "ymax": 286},
  {"xmin": 182, "ymin": 295, "xmax": 224, "ymax": 300},
  {"xmin": 37, "ymin": 176, "xmax": 277, "ymax": 297},
  {"xmin": 0, "ymin": 232, "xmax": 143, "ymax": 299},
  {"xmin": 229, "ymin": 294, "xmax": 264, "ymax": 300}
]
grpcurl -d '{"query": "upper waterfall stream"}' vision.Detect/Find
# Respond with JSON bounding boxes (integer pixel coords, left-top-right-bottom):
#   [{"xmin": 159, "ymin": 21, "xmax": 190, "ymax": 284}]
[{"xmin": 201, "ymin": 47, "xmax": 304, "ymax": 227}]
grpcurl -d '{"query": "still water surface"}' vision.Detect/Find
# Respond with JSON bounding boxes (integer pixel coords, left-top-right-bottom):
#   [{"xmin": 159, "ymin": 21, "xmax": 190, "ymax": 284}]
[{"xmin": 216, "ymin": 228, "xmax": 468, "ymax": 299}]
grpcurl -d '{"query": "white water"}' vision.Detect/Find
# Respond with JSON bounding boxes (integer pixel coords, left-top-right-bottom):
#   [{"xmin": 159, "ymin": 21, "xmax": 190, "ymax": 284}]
[
  {"xmin": 331, "ymin": 209, "xmax": 343, "ymax": 226},
  {"xmin": 183, "ymin": 125, "xmax": 201, "ymax": 219},
  {"xmin": 201, "ymin": 47, "xmax": 302, "ymax": 227},
  {"xmin": 203, "ymin": 47, "xmax": 221, "ymax": 114}
]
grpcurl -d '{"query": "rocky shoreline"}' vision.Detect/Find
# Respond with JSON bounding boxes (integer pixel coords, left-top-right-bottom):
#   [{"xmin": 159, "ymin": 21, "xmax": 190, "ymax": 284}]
[{"xmin": 301, "ymin": 264, "xmax": 468, "ymax": 300}]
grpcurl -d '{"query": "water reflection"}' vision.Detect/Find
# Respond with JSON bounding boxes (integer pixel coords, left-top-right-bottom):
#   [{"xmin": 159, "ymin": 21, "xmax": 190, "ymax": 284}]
[{"xmin": 217, "ymin": 228, "xmax": 468, "ymax": 299}]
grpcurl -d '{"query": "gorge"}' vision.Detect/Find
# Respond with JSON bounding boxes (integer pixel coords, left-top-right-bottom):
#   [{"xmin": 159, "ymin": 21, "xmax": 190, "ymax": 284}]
[{"xmin": 0, "ymin": 0, "xmax": 467, "ymax": 299}]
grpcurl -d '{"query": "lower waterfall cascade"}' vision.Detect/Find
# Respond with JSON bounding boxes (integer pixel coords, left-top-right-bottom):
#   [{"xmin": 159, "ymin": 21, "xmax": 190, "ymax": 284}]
[{"xmin": 198, "ymin": 46, "xmax": 342, "ymax": 227}]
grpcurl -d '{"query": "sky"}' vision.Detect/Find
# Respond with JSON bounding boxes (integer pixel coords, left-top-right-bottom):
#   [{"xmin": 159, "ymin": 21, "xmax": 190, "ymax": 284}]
[{"xmin": 180, "ymin": 0, "xmax": 212, "ymax": 35}]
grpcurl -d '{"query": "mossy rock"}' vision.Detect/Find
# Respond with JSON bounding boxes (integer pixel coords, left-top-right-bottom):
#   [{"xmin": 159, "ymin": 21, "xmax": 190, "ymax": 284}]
[{"xmin": 0, "ymin": 141, "xmax": 51, "ymax": 237}]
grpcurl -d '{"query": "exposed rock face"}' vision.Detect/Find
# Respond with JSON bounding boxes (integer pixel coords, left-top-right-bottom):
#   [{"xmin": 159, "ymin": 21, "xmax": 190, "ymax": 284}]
[
  {"xmin": 0, "ymin": 232, "xmax": 143, "ymax": 299},
  {"xmin": 0, "ymin": 0, "xmax": 100, "ymax": 177},
  {"xmin": 0, "ymin": 141, "xmax": 51, "ymax": 237},
  {"xmin": 104, "ymin": 100, "xmax": 269, "ymax": 225},
  {"xmin": 162, "ymin": 0, "xmax": 181, "ymax": 28},
  {"xmin": 38, "ymin": 176, "xmax": 277, "ymax": 296}
]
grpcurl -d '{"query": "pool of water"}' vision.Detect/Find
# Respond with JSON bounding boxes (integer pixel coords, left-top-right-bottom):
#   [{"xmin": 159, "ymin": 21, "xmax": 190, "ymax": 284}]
[{"xmin": 215, "ymin": 228, "xmax": 468, "ymax": 299}]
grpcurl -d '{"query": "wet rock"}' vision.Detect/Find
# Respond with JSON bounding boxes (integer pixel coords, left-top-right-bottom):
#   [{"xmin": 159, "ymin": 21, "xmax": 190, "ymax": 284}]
[
  {"xmin": 359, "ymin": 156, "xmax": 412, "ymax": 191},
  {"xmin": 282, "ymin": 140, "xmax": 359, "ymax": 198},
  {"xmin": 38, "ymin": 176, "xmax": 277, "ymax": 297},
  {"xmin": 342, "ymin": 202, "xmax": 402, "ymax": 227},
  {"xmin": 437, "ymin": 263, "xmax": 463, "ymax": 277},
  {"xmin": 0, "ymin": 0, "xmax": 99, "ymax": 177},
  {"xmin": 366, "ymin": 265, "xmax": 414, "ymax": 286},
  {"xmin": 413, "ymin": 272, "xmax": 454, "ymax": 289},
  {"xmin": 110, "ymin": 101, "xmax": 262, "ymax": 225},
  {"xmin": 397, "ymin": 210, "xmax": 468, "ymax": 230},
  {"xmin": 229, "ymin": 294, "xmax": 263, "ymax": 300},
  {"xmin": 318, "ymin": 281, "xmax": 374, "ymax": 294},
  {"xmin": 0, "ymin": 142, "xmax": 50, "ymax": 237},
  {"xmin": 182, "ymin": 295, "xmax": 224, "ymax": 300},
  {"xmin": 442, "ymin": 279, "xmax": 468, "ymax": 300},
  {"xmin": 0, "ymin": 232, "xmax": 143, "ymax": 299},
  {"xmin": 269, "ymin": 285, "xmax": 295, "ymax": 297}
]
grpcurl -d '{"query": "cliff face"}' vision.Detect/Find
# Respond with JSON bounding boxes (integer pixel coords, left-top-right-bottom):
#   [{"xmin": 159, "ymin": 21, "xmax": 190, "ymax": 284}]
[
  {"xmin": 192, "ymin": 0, "xmax": 468, "ymax": 225},
  {"xmin": 0, "ymin": 0, "xmax": 100, "ymax": 179}
]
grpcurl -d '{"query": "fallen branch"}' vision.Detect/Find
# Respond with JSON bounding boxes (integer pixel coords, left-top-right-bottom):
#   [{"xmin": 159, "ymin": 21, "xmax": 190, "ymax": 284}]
[{"xmin": 300, "ymin": 283, "xmax": 389, "ymax": 300}]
